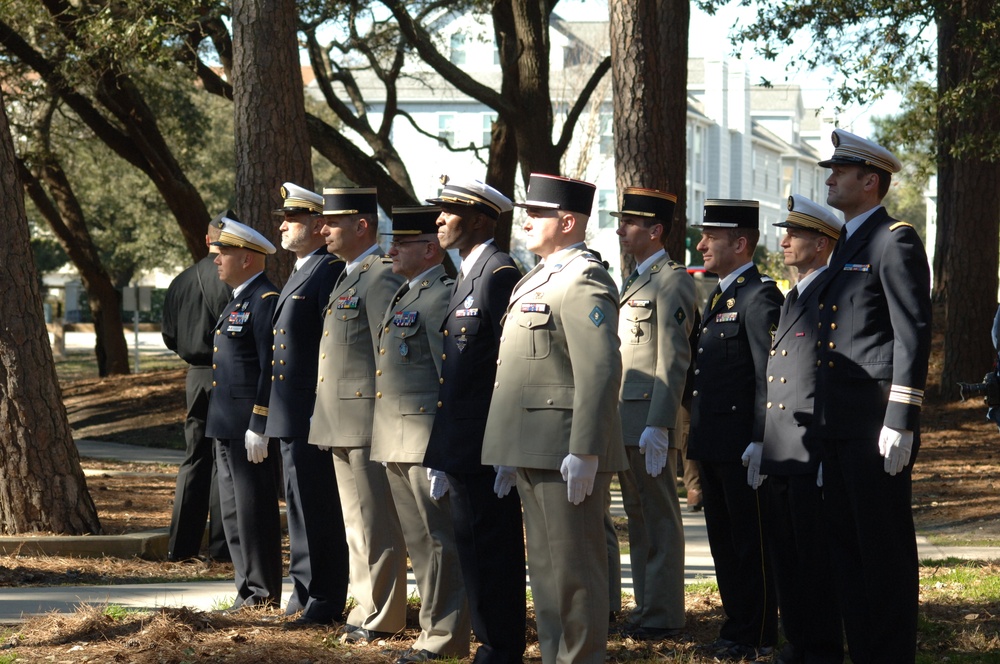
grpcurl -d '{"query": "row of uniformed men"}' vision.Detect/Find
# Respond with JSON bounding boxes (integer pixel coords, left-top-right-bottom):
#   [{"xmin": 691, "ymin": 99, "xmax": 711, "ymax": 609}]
[{"xmin": 200, "ymin": 125, "xmax": 929, "ymax": 664}]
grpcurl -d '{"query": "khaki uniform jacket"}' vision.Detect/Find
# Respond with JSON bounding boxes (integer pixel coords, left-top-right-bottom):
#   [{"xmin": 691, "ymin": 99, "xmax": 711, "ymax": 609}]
[
  {"xmin": 482, "ymin": 246, "xmax": 627, "ymax": 471},
  {"xmin": 371, "ymin": 265, "xmax": 453, "ymax": 463},
  {"xmin": 309, "ymin": 253, "xmax": 405, "ymax": 448},
  {"xmin": 618, "ymin": 255, "xmax": 697, "ymax": 445}
]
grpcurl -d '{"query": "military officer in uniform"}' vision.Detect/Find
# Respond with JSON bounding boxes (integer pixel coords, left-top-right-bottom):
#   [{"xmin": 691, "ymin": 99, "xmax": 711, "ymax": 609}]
[
  {"xmin": 371, "ymin": 206, "xmax": 471, "ymax": 663},
  {"xmin": 204, "ymin": 214, "xmax": 283, "ymax": 610},
  {"xmin": 688, "ymin": 199, "xmax": 782, "ymax": 660},
  {"xmin": 814, "ymin": 129, "xmax": 931, "ymax": 664},
  {"xmin": 482, "ymin": 173, "xmax": 627, "ymax": 664},
  {"xmin": 613, "ymin": 187, "xmax": 696, "ymax": 640},
  {"xmin": 746, "ymin": 195, "xmax": 844, "ymax": 663},
  {"xmin": 309, "ymin": 188, "xmax": 408, "ymax": 642},
  {"xmin": 423, "ymin": 178, "xmax": 526, "ymax": 664},
  {"xmin": 264, "ymin": 183, "xmax": 349, "ymax": 627},
  {"xmin": 162, "ymin": 215, "xmax": 231, "ymax": 562}
]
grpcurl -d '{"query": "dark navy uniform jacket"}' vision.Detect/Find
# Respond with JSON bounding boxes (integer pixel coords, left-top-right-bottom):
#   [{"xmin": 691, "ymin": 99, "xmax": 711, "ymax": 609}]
[
  {"xmin": 424, "ymin": 244, "xmax": 521, "ymax": 474},
  {"xmin": 264, "ymin": 249, "xmax": 344, "ymax": 439},
  {"xmin": 814, "ymin": 207, "xmax": 931, "ymax": 439},
  {"xmin": 205, "ymin": 273, "xmax": 279, "ymax": 440},
  {"xmin": 761, "ymin": 269, "xmax": 831, "ymax": 475},
  {"xmin": 688, "ymin": 265, "xmax": 783, "ymax": 463}
]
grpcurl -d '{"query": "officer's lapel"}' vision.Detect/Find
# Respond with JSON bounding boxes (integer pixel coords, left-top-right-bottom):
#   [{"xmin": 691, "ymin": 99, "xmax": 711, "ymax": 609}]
[
  {"xmin": 449, "ymin": 244, "xmax": 494, "ymax": 314},
  {"xmin": 621, "ymin": 266, "xmax": 653, "ymax": 304},
  {"xmin": 828, "ymin": 207, "xmax": 886, "ymax": 273}
]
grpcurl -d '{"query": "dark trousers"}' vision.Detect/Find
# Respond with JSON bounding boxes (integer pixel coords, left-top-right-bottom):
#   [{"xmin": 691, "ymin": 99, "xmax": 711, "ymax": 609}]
[
  {"xmin": 280, "ymin": 437, "xmax": 349, "ymax": 621},
  {"xmin": 699, "ymin": 459, "xmax": 778, "ymax": 647},
  {"xmin": 215, "ymin": 437, "xmax": 282, "ymax": 608},
  {"xmin": 765, "ymin": 474, "xmax": 843, "ymax": 663},
  {"xmin": 448, "ymin": 470, "xmax": 526, "ymax": 664},
  {"xmin": 821, "ymin": 437, "xmax": 917, "ymax": 664},
  {"xmin": 167, "ymin": 366, "xmax": 228, "ymax": 561}
]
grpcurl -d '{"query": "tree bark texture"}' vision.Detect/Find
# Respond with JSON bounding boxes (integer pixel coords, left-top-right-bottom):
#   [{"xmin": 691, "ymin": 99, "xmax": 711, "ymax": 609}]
[
  {"xmin": 609, "ymin": 0, "xmax": 690, "ymax": 274},
  {"xmin": 232, "ymin": 0, "xmax": 313, "ymax": 284},
  {"xmin": 936, "ymin": 1, "xmax": 1000, "ymax": 394},
  {"xmin": 0, "ymin": 94, "xmax": 101, "ymax": 535}
]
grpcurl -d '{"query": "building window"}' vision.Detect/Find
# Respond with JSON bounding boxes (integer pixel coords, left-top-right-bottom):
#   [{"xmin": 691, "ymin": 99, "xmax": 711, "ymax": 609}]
[
  {"xmin": 438, "ymin": 114, "xmax": 455, "ymax": 147},
  {"xmin": 482, "ymin": 114, "xmax": 496, "ymax": 147},
  {"xmin": 600, "ymin": 112, "xmax": 613, "ymax": 156},
  {"xmin": 598, "ymin": 189, "xmax": 615, "ymax": 229},
  {"xmin": 450, "ymin": 33, "xmax": 466, "ymax": 65}
]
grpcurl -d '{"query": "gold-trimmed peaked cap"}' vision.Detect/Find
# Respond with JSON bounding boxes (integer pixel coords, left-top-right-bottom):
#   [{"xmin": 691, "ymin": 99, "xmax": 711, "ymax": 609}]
[
  {"xmin": 211, "ymin": 213, "xmax": 277, "ymax": 255},
  {"xmin": 696, "ymin": 199, "xmax": 760, "ymax": 229},
  {"xmin": 610, "ymin": 187, "xmax": 678, "ymax": 221},
  {"xmin": 322, "ymin": 187, "xmax": 379, "ymax": 216},
  {"xmin": 818, "ymin": 128, "xmax": 902, "ymax": 174},
  {"xmin": 273, "ymin": 182, "xmax": 324, "ymax": 216},
  {"xmin": 386, "ymin": 205, "xmax": 442, "ymax": 236},
  {"xmin": 516, "ymin": 173, "xmax": 596, "ymax": 216},
  {"xmin": 426, "ymin": 177, "xmax": 513, "ymax": 220},
  {"xmin": 775, "ymin": 195, "xmax": 843, "ymax": 239}
]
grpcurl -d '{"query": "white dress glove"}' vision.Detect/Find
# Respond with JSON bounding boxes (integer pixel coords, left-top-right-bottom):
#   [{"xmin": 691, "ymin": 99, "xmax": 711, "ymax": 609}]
[
  {"xmin": 244, "ymin": 430, "xmax": 269, "ymax": 464},
  {"xmin": 427, "ymin": 468, "xmax": 450, "ymax": 500},
  {"xmin": 878, "ymin": 426, "xmax": 914, "ymax": 476},
  {"xmin": 493, "ymin": 465, "xmax": 518, "ymax": 498},
  {"xmin": 559, "ymin": 453, "xmax": 599, "ymax": 505},
  {"xmin": 816, "ymin": 462, "xmax": 824, "ymax": 488},
  {"xmin": 741, "ymin": 442, "xmax": 767, "ymax": 490},
  {"xmin": 638, "ymin": 426, "xmax": 671, "ymax": 477}
]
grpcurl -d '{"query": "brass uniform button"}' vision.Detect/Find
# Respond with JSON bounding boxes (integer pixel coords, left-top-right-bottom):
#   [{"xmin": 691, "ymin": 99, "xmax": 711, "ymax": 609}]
[
  {"xmin": 212, "ymin": 381, "xmax": 217, "ymax": 387},
  {"xmin": 437, "ymin": 401, "xmax": 443, "ymax": 408},
  {"xmin": 356, "ymin": 391, "xmax": 362, "ymax": 397},
  {"xmin": 376, "ymin": 392, "xmax": 382, "ymax": 399},
  {"xmin": 444, "ymin": 330, "xmax": 449, "ymax": 336},
  {"xmin": 376, "ymin": 369, "xmax": 382, "ymax": 376}
]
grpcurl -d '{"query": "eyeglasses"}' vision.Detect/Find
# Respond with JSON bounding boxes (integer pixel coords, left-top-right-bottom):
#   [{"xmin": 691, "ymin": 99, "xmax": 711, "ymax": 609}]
[{"xmin": 389, "ymin": 240, "xmax": 431, "ymax": 250}]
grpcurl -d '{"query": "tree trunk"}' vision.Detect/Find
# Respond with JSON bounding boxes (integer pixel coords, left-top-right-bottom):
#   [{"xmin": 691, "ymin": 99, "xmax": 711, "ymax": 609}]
[
  {"xmin": 609, "ymin": 0, "xmax": 690, "ymax": 274},
  {"xmin": 0, "ymin": 93, "xmax": 101, "ymax": 535},
  {"xmin": 232, "ymin": 0, "xmax": 314, "ymax": 284},
  {"xmin": 18, "ymin": 160, "xmax": 130, "ymax": 376},
  {"xmin": 936, "ymin": 3, "xmax": 1000, "ymax": 395}
]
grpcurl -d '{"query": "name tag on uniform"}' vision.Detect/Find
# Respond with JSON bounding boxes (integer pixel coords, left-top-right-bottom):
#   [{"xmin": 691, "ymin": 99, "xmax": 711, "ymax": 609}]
[
  {"xmin": 627, "ymin": 299, "xmax": 651, "ymax": 308},
  {"xmin": 521, "ymin": 302, "xmax": 549, "ymax": 313},
  {"xmin": 455, "ymin": 308, "xmax": 480, "ymax": 318},
  {"xmin": 843, "ymin": 263, "xmax": 872, "ymax": 272},
  {"xmin": 393, "ymin": 311, "xmax": 418, "ymax": 326},
  {"xmin": 716, "ymin": 312, "xmax": 738, "ymax": 323},
  {"xmin": 337, "ymin": 295, "xmax": 359, "ymax": 309}
]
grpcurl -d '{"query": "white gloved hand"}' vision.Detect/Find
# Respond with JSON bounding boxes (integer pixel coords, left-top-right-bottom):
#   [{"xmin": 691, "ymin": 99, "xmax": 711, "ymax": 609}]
[
  {"xmin": 816, "ymin": 462, "xmax": 824, "ymax": 488},
  {"xmin": 317, "ymin": 445, "xmax": 332, "ymax": 452},
  {"xmin": 426, "ymin": 467, "xmax": 450, "ymax": 500},
  {"xmin": 559, "ymin": 453, "xmax": 599, "ymax": 505},
  {"xmin": 493, "ymin": 465, "xmax": 517, "ymax": 498},
  {"xmin": 638, "ymin": 426, "xmax": 671, "ymax": 477},
  {"xmin": 878, "ymin": 426, "xmax": 914, "ymax": 476},
  {"xmin": 741, "ymin": 442, "xmax": 767, "ymax": 490},
  {"xmin": 244, "ymin": 430, "xmax": 269, "ymax": 464}
]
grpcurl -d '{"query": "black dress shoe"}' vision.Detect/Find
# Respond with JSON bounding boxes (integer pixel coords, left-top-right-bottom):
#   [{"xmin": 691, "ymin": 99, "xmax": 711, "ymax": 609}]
[
  {"xmin": 720, "ymin": 642, "xmax": 774, "ymax": 661},
  {"xmin": 283, "ymin": 615, "xmax": 335, "ymax": 630},
  {"xmin": 622, "ymin": 625, "xmax": 683, "ymax": 641},
  {"xmin": 393, "ymin": 648, "xmax": 443, "ymax": 663},
  {"xmin": 341, "ymin": 627, "xmax": 396, "ymax": 643}
]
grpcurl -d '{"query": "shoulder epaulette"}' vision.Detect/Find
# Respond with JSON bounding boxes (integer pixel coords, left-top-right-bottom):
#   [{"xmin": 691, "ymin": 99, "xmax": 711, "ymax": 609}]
[
  {"xmin": 890, "ymin": 221, "xmax": 914, "ymax": 232},
  {"xmin": 380, "ymin": 256, "xmax": 393, "ymax": 264},
  {"xmin": 327, "ymin": 257, "xmax": 345, "ymax": 265},
  {"xmin": 760, "ymin": 275, "xmax": 776, "ymax": 284},
  {"xmin": 261, "ymin": 291, "xmax": 280, "ymax": 299},
  {"xmin": 493, "ymin": 265, "xmax": 518, "ymax": 274},
  {"xmin": 668, "ymin": 260, "xmax": 685, "ymax": 271}
]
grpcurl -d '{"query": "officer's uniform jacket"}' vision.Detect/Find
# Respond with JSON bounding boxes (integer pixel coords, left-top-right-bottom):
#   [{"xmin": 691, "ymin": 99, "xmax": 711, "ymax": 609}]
[
  {"xmin": 370, "ymin": 265, "xmax": 453, "ymax": 463},
  {"xmin": 482, "ymin": 246, "xmax": 627, "ymax": 472},
  {"xmin": 687, "ymin": 265, "xmax": 783, "ymax": 463},
  {"xmin": 815, "ymin": 207, "xmax": 931, "ymax": 438},
  {"xmin": 309, "ymin": 253, "xmax": 405, "ymax": 448},
  {"xmin": 264, "ymin": 248, "xmax": 344, "ymax": 439},
  {"xmin": 618, "ymin": 253, "xmax": 696, "ymax": 445},
  {"xmin": 205, "ymin": 273, "xmax": 280, "ymax": 440},
  {"xmin": 424, "ymin": 244, "xmax": 521, "ymax": 474},
  {"xmin": 760, "ymin": 269, "xmax": 830, "ymax": 475}
]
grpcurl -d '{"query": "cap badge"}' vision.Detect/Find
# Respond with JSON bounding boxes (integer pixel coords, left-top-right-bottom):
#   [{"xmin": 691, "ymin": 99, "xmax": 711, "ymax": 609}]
[{"xmin": 787, "ymin": 196, "xmax": 795, "ymax": 211}]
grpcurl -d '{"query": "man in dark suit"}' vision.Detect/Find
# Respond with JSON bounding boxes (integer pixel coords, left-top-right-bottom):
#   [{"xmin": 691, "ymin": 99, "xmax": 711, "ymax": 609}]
[
  {"xmin": 688, "ymin": 199, "xmax": 782, "ymax": 660},
  {"xmin": 162, "ymin": 215, "xmax": 231, "ymax": 562},
  {"xmin": 613, "ymin": 187, "xmax": 695, "ymax": 640},
  {"xmin": 814, "ymin": 129, "xmax": 931, "ymax": 663},
  {"xmin": 746, "ymin": 195, "xmax": 844, "ymax": 664},
  {"xmin": 204, "ymin": 214, "xmax": 283, "ymax": 610},
  {"xmin": 482, "ymin": 174, "xmax": 627, "ymax": 664},
  {"xmin": 263, "ymin": 183, "xmax": 348, "ymax": 628},
  {"xmin": 309, "ymin": 188, "xmax": 408, "ymax": 643},
  {"xmin": 423, "ymin": 178, "xmax": 525, "ymax": 664},
  {"xmin": 371, "ymin": 205, "xmax": 470, "ymax": 664}
]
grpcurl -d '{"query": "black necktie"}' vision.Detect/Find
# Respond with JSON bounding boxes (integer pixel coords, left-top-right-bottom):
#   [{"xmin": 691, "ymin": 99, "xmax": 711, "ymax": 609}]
[
  {"xmin": 393, "ymin": 282, "xmax": 410, "ymax": 306},
  {"xmin": 784, "ymin": 285, "xmax": 799, "ymax": 313},
  {"xmin": 621, "ymin": 269, "xmax": 639, "ymax": 296}
]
